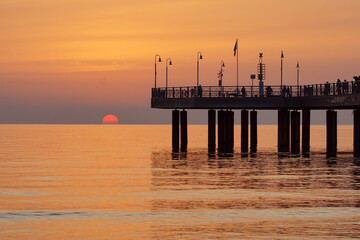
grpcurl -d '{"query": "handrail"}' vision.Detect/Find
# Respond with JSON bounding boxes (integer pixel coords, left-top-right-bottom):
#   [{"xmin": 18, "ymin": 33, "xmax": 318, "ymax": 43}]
[{"xmin": 152, "ymin": 81, "xmax": 360, "ymax": 99}]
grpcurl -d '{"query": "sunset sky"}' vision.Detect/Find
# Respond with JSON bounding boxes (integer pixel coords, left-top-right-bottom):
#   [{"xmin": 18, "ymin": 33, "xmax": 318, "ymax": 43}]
[{"xmin": 1, "ymin": 0, "xmax": 359, "ymax": 123}]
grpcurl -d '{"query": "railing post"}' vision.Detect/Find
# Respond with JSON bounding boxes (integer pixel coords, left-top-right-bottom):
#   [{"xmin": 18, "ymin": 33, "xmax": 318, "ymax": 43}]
[
  {"xmin": 209, "ymin": 86, "xmax": 211, "ymax": 98},
  {"xmin": 333, "ymin": 83, "xmax": 335, "ymax": 95},
  {"xmin": 173, "ymin": 87, "xmax": 175, "ymax": 98},
  {"xmin": 180, "ymin": 87, "xmax": 182, "ymax": 98}
]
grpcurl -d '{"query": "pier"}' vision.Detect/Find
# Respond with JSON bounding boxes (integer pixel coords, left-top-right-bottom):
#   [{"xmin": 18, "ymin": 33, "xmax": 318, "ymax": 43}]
[{"xmin": 152, "ymin": 78, "xmax": 360, "ymax": 157}]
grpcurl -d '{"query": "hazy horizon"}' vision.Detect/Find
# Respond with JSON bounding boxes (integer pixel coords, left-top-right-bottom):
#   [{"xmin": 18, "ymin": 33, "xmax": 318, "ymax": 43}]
[{"xmin": 0, "ymin": 108, "xmax": 355, "ymax": 125}]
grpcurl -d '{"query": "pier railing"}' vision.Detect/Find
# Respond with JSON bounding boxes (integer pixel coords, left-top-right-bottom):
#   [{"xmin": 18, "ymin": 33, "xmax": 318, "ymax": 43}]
[{"xmin": 152, "ymin": 81, "xmax": 360, "ymax": 99}]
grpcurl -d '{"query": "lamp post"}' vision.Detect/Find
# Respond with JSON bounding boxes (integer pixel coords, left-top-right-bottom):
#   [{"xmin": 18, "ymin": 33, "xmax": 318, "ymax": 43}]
[
  {"xmin": 166, "ymin": 58, "xmax": 172, "ymax": 96},
  {"xmin": 297, "ymin": 61, "xmax": 300, "ymax": 96},
  {"xmin": 280, "ymin": 51, "xmax": 284, "ymax": 92},
  {"xmin": 219, "ymin": 60, "xmax": 225, "ymax": 86},
  {"xmin": 154, "ymin": 54, "xmax": 162, "ymax": 88},
  {"xmin": 197, "ymin": 52, "xmax": 203, "ymax": 87}
]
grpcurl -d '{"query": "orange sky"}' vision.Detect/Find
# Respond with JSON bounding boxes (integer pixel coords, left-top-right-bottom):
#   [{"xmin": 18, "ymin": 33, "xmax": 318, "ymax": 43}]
[{"xmin": 0, "ymin": 0, "xmax": 359, "ymax": 123}]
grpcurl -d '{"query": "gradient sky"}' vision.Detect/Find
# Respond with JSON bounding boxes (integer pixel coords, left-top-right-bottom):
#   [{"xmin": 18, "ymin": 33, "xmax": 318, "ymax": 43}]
[{"xmin": 0, "ymin": 0, "xmax": 359, "ymax": 123}]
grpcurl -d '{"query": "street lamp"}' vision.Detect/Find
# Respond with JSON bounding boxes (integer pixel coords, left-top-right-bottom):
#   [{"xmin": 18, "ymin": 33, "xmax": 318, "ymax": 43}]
[
  {"xmin": 197, "ymin": 52, "xmax": 203, "ymax": 87},
  {"xmin": 166, "ymin": 58, "xmax": 172, "ymax": 90},
  {"xmin": 154, "ymin": 54, "xmax": 162, "ymax": 88},
  {"xmin": 219, "ymin": 60, "xmax": 225, "ymax": 86}
]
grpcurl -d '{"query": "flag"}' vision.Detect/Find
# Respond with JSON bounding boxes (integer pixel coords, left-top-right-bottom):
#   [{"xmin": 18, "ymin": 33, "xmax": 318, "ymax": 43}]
[{"xmin": 233, "ymin": 39, "xmax": 238, "ymax": 56}]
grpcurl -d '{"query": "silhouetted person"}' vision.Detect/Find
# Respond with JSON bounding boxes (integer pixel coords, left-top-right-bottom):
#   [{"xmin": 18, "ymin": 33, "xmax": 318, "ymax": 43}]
[
  {"xmin": 324, "ymin": 82, "xmax": 330, "ymax": 95},
  {"xmin": 266, "ymin": 86, "xmax": 273, "ymax": 97},
  {"xmin": 354, "ymin": 76, "xmax": 360, "ymax": 93},
  {"xmin": 336, "ymin": 79, "xmax": 342, "ymax": 95},
  {"xmin": 287, "ymin": 87, "xmax": 291, "ymax": 97},
  {"xmin": 198, "ymin": 85, "xmax": 203, "ymax": 97},
  {"xmin": 309, "ymin": 85, "xmax": 313, "ymax": 96},
  {"xmin": 241, "ymin": 86, "xmax": 246, "ymax": 97},
  {"xmin": 343, "ymin": 80, "xmax": 348, "ymax": 94},
  {"xmin": 282, "ymin": 86, "xmax": 287, "ymax": 96}
]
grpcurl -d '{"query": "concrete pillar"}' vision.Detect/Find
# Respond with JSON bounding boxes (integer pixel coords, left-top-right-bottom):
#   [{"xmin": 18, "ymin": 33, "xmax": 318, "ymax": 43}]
[
  {"xmin": 208, "ymin": 109, "xmax": 216, "ymax": 153},
  {"xmin": 285, "ymin": 109, "xmax": 290, "ymax": 151},
  {"xmin": 354, "ymin": 109, "xmax": 360, "ymax": 158},
  {"xmin": 291, "ymin": 111, "xmax": 300, "ymax": 154},
  {"xmin": 278, "ymin": 109, "xmax": 284, "ymax": 152},
  {"xmin": 225, "ymin": 110, "xmax": 234, "ymax": 153},
  {"xmin": 278, "ymin": 109, "xmax": 290, "ymax": 152},
  {"xmin": 241, "ymin": 110, "xmax": 249, "ymax": 153},
  {"xmin": 326, "ymin": 110, "xmax": 337, "ymax": 157},
  {"xmin": 180, "ymin": 110, "xmax": 188, "ymax": 152},
  {"xmin": 302, "ymin": 109, "xmax": 311, "ymax": 154},
  {"xmin": 250, "ymin": 110, "xmax": 257, "ymax": 153},
  {"xmin": 172, "ymin": 110, "xmax": 179, "ymax": 152},
  {"xmin": 218, "ymin": 110, "xmax": 225, "ymax": 153}
]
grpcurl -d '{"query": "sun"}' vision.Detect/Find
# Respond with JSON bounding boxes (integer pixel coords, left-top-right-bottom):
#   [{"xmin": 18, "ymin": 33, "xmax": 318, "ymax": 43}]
[{"xmin": 102, "ymin": 115, "xmax": 118, "ymax": 124}]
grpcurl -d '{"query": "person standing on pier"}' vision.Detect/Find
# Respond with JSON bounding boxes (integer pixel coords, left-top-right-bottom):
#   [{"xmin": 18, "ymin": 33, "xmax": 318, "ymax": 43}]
[
  {"xmin": 353, "ymin": 76, "xmax": 360, "ymax": 93},
  {"xmin": 324, "ymin": 82, "xmax": 330, "ymax": 95},
  {"xmin": 343, "ymin": 80, "xmax": 349, "ymax": 94},
  {"xmin": 241, "ymin": 86, "xmax": 246, "ymax": 97},
  {"xmin": 198, "ymin": 85, "xmax": 203, "ymax": 97},
  {"xmin": 336, "ymin": 79, "xmax": 342, "ymax": 95}
]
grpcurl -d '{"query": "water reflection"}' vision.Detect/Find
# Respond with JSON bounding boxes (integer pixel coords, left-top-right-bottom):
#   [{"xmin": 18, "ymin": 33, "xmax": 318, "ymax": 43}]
[{"xmin": 150, "ymin": 150, "xmax": 360, "ymax": 238}]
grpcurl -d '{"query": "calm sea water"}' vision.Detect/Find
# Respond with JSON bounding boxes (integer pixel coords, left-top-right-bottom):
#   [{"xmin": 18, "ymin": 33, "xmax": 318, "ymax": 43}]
[{"xmin": 0, "ymin": 125, "xmax": 359, "ymax": 239}]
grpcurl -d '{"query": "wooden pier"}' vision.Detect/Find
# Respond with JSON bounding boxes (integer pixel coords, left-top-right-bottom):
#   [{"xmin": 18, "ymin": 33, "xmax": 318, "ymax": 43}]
[{"xmin": 151, "ymin": 79, "xmax": 360, "ymax": 157}]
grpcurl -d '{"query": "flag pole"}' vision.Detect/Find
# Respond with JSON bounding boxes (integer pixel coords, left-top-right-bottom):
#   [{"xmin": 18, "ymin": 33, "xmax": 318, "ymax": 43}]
[{"xmin": 236, "ymin": 38, "xmax": 239, "ymax": 92}]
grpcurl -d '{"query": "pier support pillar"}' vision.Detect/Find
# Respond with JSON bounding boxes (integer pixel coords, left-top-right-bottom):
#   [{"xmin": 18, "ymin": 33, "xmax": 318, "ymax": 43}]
[
  {"xmin": 326, "ymin": 110, "xmax": 337, "ymax": 157},
  {"xmin": 285, "ymin": 109, "xmax": 290, "ymax": 151},
  {"xmin": 354, "ymin": 109, "xmax": 360, "ymax": 158},
  {"xmin": 172, "ymin": 110, "xmax": 179, "ymax": 152},
  {"xmin": 208, "ymin": 110, "xmax": 216, "ymax": 153},
  {"xmin": 225, "ymin": 110, "xmax": 234, "ymax": 153},
  {"xmin": 250, "ymin": 110, "xmax": 257, "ymax": 153},
  {"xmin": 180, "ymin": 110, "xmax": 188, "ymax": 152},
  {"xmin": 291, "ymin": 111, "xmax": 300, "ymax": 154},
  {"xmin": 241, "ymin": 110, "xmax": 249, "ymax": 153},
  {"xmin": 278, "ymin": 109, "xmax": 290, "ymax": 152},
  {"xmin": 302, "ymin": 109, "xmax": 311, "ymax": 154},
  {"xmin": 218, "ymin": 110, "xmax": 225, "ymax": 153}
]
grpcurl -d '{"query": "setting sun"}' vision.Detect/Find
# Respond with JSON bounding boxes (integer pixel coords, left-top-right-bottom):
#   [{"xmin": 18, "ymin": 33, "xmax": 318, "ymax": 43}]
[{"xmin": 102, "ymin": 115, "xmax": 118, "ymax": 124}]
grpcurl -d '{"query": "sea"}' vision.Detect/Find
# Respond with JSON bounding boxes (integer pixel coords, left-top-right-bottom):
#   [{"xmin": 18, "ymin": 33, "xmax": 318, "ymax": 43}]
[{"xmin": 0, "ymin": 124, "xmax": 359, "ymax": 239}]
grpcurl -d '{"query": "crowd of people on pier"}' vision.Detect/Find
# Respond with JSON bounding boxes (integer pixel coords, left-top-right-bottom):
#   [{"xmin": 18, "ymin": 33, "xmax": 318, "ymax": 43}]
[{"xmin": 153, "ymin": 76, "xmax": 360, "ymax": 98}]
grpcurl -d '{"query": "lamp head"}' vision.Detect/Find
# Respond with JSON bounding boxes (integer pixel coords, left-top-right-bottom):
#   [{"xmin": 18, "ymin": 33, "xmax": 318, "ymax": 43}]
[
  {"xmin": 281, "ymin": 51, "xmax": 284, "ymax": 58},
  {"xmin": 158, "ymin": 57, "xmax": 162, "ymax": 62},
  {"xmin": 169, "ymin": 60, "xmax": 172, "ymax": 65},
  {"xmin": 222, "ymin": 62, "xmax": 225, "ymax": 67},
  {"xmin": 199, "ymin": 54, "xmax": 203, "ymax": 60}
]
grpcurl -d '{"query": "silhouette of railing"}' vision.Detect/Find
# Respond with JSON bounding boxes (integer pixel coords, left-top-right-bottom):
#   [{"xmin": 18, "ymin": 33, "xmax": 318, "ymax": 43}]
[{"xmin": 152, "ymin": 81, "xmax": 360, "ymax": 99}]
